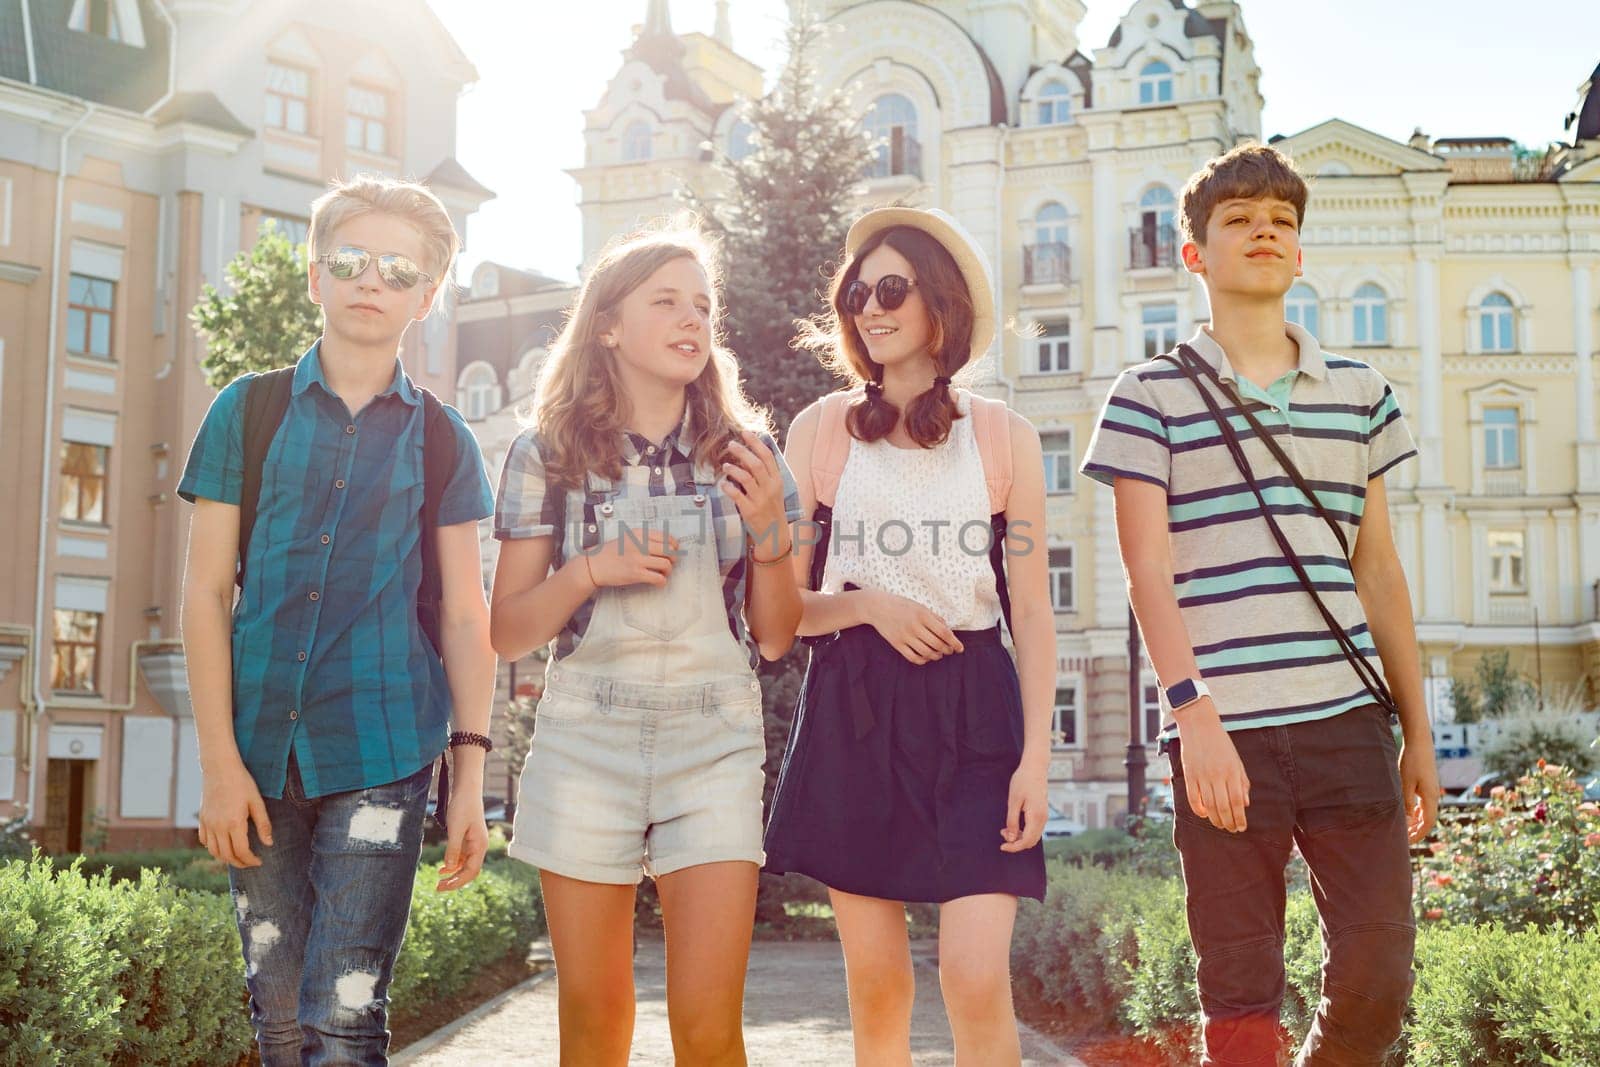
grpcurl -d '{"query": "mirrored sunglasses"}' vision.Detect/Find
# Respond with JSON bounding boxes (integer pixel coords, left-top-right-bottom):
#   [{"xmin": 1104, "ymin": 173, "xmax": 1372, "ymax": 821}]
[{"xmin": 318, "ymin": 246, "xmax": 434, "ymax": 291}]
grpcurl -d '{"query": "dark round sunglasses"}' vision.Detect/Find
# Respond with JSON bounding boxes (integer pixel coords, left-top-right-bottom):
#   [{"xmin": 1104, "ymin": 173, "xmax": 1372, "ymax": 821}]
[
  {"xmin": 841, "ymin": 274, "xmax": 917, "ymax": 316},
  {"xmin": 317, "ymin": 246, "xmax": 434, "ymax": 291}
]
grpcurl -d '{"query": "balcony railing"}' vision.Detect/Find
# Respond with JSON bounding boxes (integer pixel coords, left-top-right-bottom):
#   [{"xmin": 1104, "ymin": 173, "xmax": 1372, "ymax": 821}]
[
  {"xmin": 865, "ymin": 129, "xmax": 922, "ymax": 180},
  {"xmin": 1024, "ymin": 242, "xmax": 1072, "ymax": 285},
  {"xmin": 1482, "ymin": 467, "xmax": 1524, "ymax": 496},
  {"xmin": 1129, "ymin": 223, "xmax": 1177, "ymax": 269}
]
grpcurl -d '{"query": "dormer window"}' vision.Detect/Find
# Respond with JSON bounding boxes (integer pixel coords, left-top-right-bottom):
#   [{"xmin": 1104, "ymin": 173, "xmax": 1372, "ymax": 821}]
[
  {"xmin": 1035, "ymin": 81, "xmax": 1071, "ymax": 125},
  {"xmin": 67, "ymin": 0, "xmax": 143, "ymax": 44}
]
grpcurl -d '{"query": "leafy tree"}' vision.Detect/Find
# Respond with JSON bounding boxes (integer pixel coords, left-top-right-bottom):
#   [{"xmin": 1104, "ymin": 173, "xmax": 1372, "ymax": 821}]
[
  {"xmin": 686, "ymin": 8, "xmax": 875, "ymax": 436},
  {"xmin": 1450, "ymin": 649, "xmax": 1537, "ymax": 723},
  {"xmin": 190, "ymin": 222, "xmax": 320, "ymax": 388}
]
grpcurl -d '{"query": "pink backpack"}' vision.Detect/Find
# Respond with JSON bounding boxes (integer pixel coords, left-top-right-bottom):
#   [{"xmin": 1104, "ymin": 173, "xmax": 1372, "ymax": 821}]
[{"xmin": 803, "ymin": 388, "xmax": 1016, "ymax": 630}]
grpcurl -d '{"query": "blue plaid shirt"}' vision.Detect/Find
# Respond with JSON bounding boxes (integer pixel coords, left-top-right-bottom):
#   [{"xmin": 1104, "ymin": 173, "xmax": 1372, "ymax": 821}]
[
  {"xmin": 179, "ymin": 344, "xmax": 494, "ymax": 800},
  {"xmin": 493, "ymin": 408, "xmax": 802, "ymax": 669}
]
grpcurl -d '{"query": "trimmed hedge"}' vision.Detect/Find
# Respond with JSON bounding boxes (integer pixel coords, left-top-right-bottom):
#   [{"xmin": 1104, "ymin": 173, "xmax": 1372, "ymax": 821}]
[
  {"xmin": 0, "ymin": 851, "xmax": 544, "ymax": 1065},
  {"xmin": 1013, "ymin": 859, "xmax": 1600, "ymax": 1064},
  {"xmin": 0, "ymin": 855, "xmax": 250, "ymax": 1066}
]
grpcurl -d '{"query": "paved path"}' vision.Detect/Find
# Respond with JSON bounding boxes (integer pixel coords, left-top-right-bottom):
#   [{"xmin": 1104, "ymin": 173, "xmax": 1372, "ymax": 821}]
[{"xmin": 395, "ymin": 938, "xmax": 1080, "ymax": 1065}]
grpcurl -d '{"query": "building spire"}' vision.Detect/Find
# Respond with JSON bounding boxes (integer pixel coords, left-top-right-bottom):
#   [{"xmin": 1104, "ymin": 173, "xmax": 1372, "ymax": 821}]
[
  {"xmin": 642, "ymin": 0, "xmax": 673, "ymax": 38},
  {"xmin": 714, "ymin": 0, "xmax": 732, "ymax": 48}
]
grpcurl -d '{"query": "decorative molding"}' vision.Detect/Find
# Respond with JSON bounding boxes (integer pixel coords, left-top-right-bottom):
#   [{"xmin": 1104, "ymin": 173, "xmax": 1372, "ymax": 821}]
[{"xmin": 0, "ymin": 261, "xmax": 41, "ymax": 285}]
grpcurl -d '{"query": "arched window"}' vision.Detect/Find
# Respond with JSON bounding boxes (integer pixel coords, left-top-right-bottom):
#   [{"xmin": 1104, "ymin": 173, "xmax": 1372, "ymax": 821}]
[
  {"xmin": 457, "ymin": 363, "xmax": 502, "ymax": 422},
  {"xmin": 622, "ymin": 121, "xmax": 652, "ymax": 162},
  {"xmin": 864, "ymin": 94, "xmax": 920, "ymax": 178},
  {"xmin": 1036, "ymin": 81, "xmax": 1071, "ymax": 125},
  {"xmin": 1027, "ymin": 202, "xmax": 1071, "ymax": 284},
  {"xmin": 1138, "ymin": 61, "xmax": 1174, "ymax": 105},
  {"xmin": 727, "ymin": 120, "xmax": 755, "ymax": 161},
  {"xmin": 1352, "ymin": 283, "xmax": 1388, "ymax": 346},
  {"xmin": 1479, "ymin": 292, "xmax": 1515, "ymax": 352},
  {"xmin": 1285, "ymin": 283, "xmax": 1320, "ymax": 337},
  {"xmin": 1131, "ymin": 186, "xmax": 1177, "ymax": 268}
]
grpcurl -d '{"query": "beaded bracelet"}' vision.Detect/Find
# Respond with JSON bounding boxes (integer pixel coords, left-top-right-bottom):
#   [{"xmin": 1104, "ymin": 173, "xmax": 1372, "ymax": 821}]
[{"xmin": 448, "ymin": 730, "xmax": 493, "ymax": 752}]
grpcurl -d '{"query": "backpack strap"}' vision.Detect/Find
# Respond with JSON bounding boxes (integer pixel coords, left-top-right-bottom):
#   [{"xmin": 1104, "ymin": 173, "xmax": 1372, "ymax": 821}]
[
  {"xmin": 809, "ymin": 390, "xmax": 856, "ymax": 508},
  {"xmin": 237, "ymin": 367, "xmax": 297, "ymax": 588},
  {"xmin": 966, "ymin": 392, "xmax": 1013, "ymax": 516},
  {"xmin": 964, "ymin": 392, "xmax": 1015, "ymax": 636},
  {"xmin": 416, "ymin": 387, "xmax": 458, "ymax": 662}
]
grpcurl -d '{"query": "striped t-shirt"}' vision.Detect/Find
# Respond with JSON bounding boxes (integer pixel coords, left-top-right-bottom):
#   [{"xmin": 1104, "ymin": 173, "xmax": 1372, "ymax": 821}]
[{"xmin": 1079, "ymin": 323, "xmax": 1417, "ymax": 739}]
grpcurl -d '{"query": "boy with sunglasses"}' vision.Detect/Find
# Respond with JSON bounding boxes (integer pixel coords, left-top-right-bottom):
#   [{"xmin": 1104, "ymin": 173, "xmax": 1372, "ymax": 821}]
[
  {"xmin": 179, "ymin": 175, "xmax": 496, "ymax": 1066},
  {"xmin": 1081, "ymin": 144, "xmax": 1440, "ymax": 1065}
]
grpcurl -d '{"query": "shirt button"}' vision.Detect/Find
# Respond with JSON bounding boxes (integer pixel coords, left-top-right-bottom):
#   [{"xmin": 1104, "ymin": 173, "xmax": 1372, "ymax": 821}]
[
  {"xmin": 320, "ymin": 534, "xmax": 331, "ymax": 545},
  {"xmin": 334, "ymin": 479, "xmax": 346, "ymax": 489},
  {"xmin": 345, "ymin": 424, "xmax": 356, "ymax": 435},
  {"xmin": 646, "ymin": 445, "xmax": 656, "ymax": 455},
  {"xmin": 289, "ymin": 709, "xmax": 298, "ymax": 720},
  {"xmin": 308, "ymin": 591, "xmax": 320, "ymax": 602},
  {"xmin": 653, "ymin": 467, "xmax": 663, "ymax": 476},
  {"xmin": 297, "ymin": 651, "xmax": 307, "ymax": 661}
]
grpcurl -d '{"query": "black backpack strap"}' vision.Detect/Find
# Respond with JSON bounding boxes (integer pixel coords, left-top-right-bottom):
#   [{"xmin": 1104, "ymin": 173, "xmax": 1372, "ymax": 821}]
[
  {"xmin": 416, "ymin": 387, "xmax": 458, "ymax": 661},
  {"xmin": 989, "ymin": 513, "xmax": 1013, "ymax": 636},
  {"xmin": 237, "ymin": 367, "xmax": 297, "ymax": 588},
  {"xmin": 1171, "ymin": 344, "xmax": 1352, "ymax": 558},
  {"xmin": 1155, "ymin": 346, "xmax": 1397, "ymax": 718}
]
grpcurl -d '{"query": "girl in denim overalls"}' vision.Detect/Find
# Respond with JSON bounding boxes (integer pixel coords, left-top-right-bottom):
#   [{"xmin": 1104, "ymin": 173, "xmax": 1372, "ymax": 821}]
[{"xmin": 490, "ymin": 229, "xmax": 802, "ymax": 1064}]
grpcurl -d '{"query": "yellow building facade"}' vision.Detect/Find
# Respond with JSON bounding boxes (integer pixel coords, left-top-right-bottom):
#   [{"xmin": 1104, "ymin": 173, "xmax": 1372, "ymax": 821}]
[{"xmin": 577, "ymin": 0, "xmax": 1600, "ymax": 825}]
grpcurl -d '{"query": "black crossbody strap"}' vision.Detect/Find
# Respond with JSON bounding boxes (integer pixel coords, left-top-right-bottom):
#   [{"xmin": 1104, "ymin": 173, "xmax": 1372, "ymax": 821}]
[
  {"xmin": 1173, "ymin": 344, "xmax": 1351, "ymax": 559},
  {"xmin": 1156, "ymin": 347, "xmax": 1397, "ymax": 718}
]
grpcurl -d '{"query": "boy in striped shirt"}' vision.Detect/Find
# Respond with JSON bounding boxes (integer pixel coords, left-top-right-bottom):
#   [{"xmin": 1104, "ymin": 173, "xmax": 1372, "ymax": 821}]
[{"xmin": 1081, "ymin": 144, "xmax": 1440, "ymax": 1066}]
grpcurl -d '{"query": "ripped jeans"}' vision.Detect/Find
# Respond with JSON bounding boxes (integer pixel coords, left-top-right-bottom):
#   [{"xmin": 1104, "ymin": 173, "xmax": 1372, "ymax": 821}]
[
  {"xmin": 228, "ymin": 754, "xmax": 431, "ymax": 1067},
  {"xmin": 1165, "ymin": 704, "xmax": 1416, "ymax": 1067}
]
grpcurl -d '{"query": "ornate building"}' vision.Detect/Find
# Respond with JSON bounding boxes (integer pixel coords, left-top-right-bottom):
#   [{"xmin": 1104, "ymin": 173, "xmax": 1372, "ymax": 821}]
[
  {"xmin": 569, "ymin": 0, "xmax": 1600, "ymax": 826},
  {"xmin": 0, "ymin": 0, "xmax": 490, "ymax": 850}
]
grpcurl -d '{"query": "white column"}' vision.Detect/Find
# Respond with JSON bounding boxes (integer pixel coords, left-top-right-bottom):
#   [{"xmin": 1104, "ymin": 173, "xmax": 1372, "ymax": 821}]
[
  {"xmin": 1555, "ymin": 509, "xmax": 1577, "ymax": 622},
  {"xmin": 1090, "ymin": 153, "xmax": 1122, "ymax": 379},
  {"xmin": 1414, "ymin": 253, "xmax": 1444, "ymax": 486},
  {"xmin": 1418, "ymin": 489, "xmax": 1453, "ymax": 622},
  {"xmin": 1093, "ymin": 476, "xmax": 1126, "ymax": 629},
  {"xmin": 1573, "ymin": 264, "xmax": 1599, "ymax": 491}
]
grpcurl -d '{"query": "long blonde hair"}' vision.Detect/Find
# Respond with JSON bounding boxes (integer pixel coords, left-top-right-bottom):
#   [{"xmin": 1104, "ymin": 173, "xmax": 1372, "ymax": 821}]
[{"xmin": 532, "ymin": 226, "xmax": 772, "ymax": 488}]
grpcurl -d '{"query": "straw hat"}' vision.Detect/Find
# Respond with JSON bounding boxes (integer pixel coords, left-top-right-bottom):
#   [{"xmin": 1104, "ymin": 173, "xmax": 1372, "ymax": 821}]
[{"xmin": 844, "ymin": 207, "xmax": 996, "ymax": 362}]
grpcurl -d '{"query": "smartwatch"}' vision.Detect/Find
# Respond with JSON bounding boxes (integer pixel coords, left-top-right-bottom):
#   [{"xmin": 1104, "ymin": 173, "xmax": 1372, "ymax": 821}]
[{"xmin": 1163, "ymin": 677, "xmax": 1211, "ymax": 713}]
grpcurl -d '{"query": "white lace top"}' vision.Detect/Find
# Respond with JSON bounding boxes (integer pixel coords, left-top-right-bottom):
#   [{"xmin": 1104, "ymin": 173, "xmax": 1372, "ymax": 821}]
[{"xmin": 821, "ymin": 392, "xmax": 1002, "ymax": 630}]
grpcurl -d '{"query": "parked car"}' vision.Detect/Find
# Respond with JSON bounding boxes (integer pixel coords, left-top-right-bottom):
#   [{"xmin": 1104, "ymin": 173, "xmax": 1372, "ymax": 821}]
[
  {"xmin": 1143, "ymin": 781, "xmax": 1175, "ymax": 823},
  {"xmin": 1439, "ymin": 771, "xmax": 1507, "ymax": 810},
  {"xmin": 1584, "ymin": 774, "xmax": 1600, "ymax": 802},
  {"xmin": 1042, "ymin": 808, "xmax": 1087, "ymax": 840}
]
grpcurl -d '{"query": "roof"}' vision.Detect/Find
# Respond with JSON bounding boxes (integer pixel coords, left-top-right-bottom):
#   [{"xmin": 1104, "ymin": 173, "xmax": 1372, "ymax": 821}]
[
  {"xmin": 4, "ymin": 0, "xmax": 171, "ymax": 112},
  {"xmin": 426, "ymin": 157, "xmax": 496, "ymax": 201},
  {"xmin": 1108, "ymin": 0, "xmax": 1225, "ymax": 48},
  {"xmin": 626, "ymin": 1, "xmax": 717, "ymax": 114},
  {"xmin": 150, "ymin": 92, "xmax": 253, "ymax": 136},
  {"xmin": 1572, "ymin": 61, "xmax": 1600, "ymax": 142}
]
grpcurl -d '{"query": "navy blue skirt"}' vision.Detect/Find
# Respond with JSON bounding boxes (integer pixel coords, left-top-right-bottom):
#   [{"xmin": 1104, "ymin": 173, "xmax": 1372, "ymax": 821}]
[{"xmin": 764, "ymin": 623, "xmax": 1047, "ymax": 903}]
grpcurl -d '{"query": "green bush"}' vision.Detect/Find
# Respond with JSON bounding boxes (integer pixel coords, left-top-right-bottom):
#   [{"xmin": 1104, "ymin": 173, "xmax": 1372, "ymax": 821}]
[
  {"xmin": 1416, "ymin": 762, "xmax": 1600, "ymax": 933},
  {"xmin": 1405, "ymin": 921, "xmax": 1600, "ymax": 1066},
  {"xmin": 384, "ymin": 856, "xmax": 545, "ymax": 1020},
  {"xmin": 73, "ymin": 848, "xmax": 232, "ymax": 895},
  {"xmin": 1481, "ymin": 720, "xmax": 1598, "ymax": 779},
  {"xmin": 0, "ymin": 852, "xmax": 545, "ymax": 1062},
  {"xmin": 1040, "ymin": 826, "xmax": 1180, "ymax": 876},
  {"xmin": 1011, "ymin": 862, "xmax": 1149, "ymax": 1031},
  {"xmin": 1015, "ymin": 858, "xmax": 1600, "ymax": 1063},
  {"xmin": 0, "ymin": 854, "xmax": 252, "ymax": 1066}
]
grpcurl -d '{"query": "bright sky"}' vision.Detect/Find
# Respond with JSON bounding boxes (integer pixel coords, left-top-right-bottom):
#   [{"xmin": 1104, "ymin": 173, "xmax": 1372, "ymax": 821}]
[{"xmin": 427, "ymin": 0, "xmax": 1598, "ymax": 283}]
